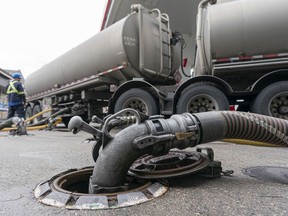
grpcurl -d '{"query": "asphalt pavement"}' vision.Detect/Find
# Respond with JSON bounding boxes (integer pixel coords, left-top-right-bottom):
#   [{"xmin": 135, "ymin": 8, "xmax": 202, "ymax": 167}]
[{"xmin": 0, "ymin": 128, "xmax": 288, "ymax": 216}]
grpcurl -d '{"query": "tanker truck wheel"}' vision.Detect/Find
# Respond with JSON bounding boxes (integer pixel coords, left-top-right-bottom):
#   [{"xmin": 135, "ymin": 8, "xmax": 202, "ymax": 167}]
[
  {"xmin": 32, "ymin": 104, "xmax": 42, "ymax": 123},
  {"xmin": 251, "ymin": 81, "xmax": 288, "ymax": 120},
  {"xmin": 61, "ymin": 117, "xmax": 71, "ymax": 127},
  {"xmin": 25, "ymin": 106, "xmax": 33, "ymax": 124},
  {"xmin": 176, "ymin": 83, "xmax": 229, "ymax": 114},
  {"xmin": 114, "ymin": 89, "xmax": 158, "ymax": 115}
]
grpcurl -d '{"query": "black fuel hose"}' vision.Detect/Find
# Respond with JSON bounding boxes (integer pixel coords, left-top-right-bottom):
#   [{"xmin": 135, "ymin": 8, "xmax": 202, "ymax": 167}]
[
  {"xmin": 90, "ymin": 111, "xmax": 288, "ymax": 190},
  {"xmin": 28, "ymin": 107, "xmax": 70, "ymax": 127},
  {"xmin": 195, "ymin": 111, "xmax": 288, "ymax": 146},
  {"xmin": 0, "ymin": 117, "xmax": 21, "ymax": 130}
]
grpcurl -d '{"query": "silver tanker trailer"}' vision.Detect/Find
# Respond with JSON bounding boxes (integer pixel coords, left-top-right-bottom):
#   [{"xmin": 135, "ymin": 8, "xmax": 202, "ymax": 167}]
[{"xmin": 25, "ymin": 0, "xmax": 288, "ymax": 125}]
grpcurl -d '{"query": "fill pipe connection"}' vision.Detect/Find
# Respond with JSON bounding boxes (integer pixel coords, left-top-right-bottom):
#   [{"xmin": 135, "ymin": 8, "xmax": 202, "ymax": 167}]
[
  {"xmin": 81, "ymin": 111, "xmax": 288, "ymax": 192},
  {"xmin": 68, "ymin": 110, "xmax": 288, "ymax": 192}
]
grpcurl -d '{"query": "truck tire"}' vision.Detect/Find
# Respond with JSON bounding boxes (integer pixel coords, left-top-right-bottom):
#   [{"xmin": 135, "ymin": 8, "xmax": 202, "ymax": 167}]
[
  {"xmin": 32, "ymin": 104, "xmax": 42, "ymax": 123},
  {"xmin": 25, "ymin": 106, "xmax": 33, "ymax": 124},
  {"xmin": 114, "ymin": 89, "xmax": 158, "ymax": 115},
  {"xmin": 251, "ymin": 81, "xmax": 288, "ymax": 120},
  {"xmin": 176, "ymin": 84, "xmax": 229, "ymax": 114},
  {"xmin": 61, "ymin": 117, "xmax": 71, "ymax": 127}
]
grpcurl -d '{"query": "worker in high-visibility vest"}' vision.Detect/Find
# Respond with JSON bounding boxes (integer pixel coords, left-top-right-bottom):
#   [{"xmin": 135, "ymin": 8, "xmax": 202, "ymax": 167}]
[{"xmin": 6, "ymin": 73, "xmax": 26, "ymax": 119}]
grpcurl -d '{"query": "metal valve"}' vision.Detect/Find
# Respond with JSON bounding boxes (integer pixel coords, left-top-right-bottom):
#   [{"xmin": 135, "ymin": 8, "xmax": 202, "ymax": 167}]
[{"xmin": 68, "ymin": 116, "xmax": 102, "ymax": 137}]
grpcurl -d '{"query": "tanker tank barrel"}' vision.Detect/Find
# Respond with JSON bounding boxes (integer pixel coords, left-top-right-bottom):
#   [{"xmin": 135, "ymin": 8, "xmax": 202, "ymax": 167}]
[{"xmin": 25, "ymin": 4, "xmax": 180, "ymax": 98}]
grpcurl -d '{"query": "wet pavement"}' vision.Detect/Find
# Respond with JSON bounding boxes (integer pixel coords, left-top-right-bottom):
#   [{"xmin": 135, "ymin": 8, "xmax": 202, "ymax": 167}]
[{"xmin": 0, "ymin": 128, "xmax": 288, "ymax": 216}]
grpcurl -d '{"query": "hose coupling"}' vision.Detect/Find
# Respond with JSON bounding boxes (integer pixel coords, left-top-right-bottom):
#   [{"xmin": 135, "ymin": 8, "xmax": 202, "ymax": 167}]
[
  {"xmin": 9, "ymin": 117, "xmax": 27, "ymax": 136},
  {"xmin": 133, "ymin": 113, "xmax": 200, "ymax": 155}
]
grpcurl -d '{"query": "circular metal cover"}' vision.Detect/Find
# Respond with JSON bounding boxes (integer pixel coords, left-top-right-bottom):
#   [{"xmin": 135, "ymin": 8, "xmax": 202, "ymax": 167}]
[
  {"xmin": 128, "ymin": 150, "xmax": 210, "ymax": 179},
  {"xmin": 34, "ymin": 167, "xmax": 168, "ymax": 210},
  {"xmin": 242, "ymin": 166, "xmax": 288, "ymax": 184}
]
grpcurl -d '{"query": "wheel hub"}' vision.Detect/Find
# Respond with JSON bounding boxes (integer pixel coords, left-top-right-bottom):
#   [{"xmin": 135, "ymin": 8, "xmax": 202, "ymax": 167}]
[
  {"xmin": 124, "ymin": 98, "xmax": 147, "ymax": 114},
  {"xmin": 188, "ymin": 95, "xmax": 217, "ymax": 113},
  {"xmin": 278, "ymin": 105, "xmax": 288, "ymax": 115},
  {"xmin": 198, "ymin": 106, "xmax": 208, "ymax": 112},
  {"xmin": 270, "ymin": 94, "xmax": 288, "ymax": 119}
]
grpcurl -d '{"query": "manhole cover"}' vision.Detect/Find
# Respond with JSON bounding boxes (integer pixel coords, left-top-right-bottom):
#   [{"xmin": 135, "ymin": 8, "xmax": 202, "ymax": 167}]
[
  {"xmin": 34, "ymin": 167, "xmax": 168, "ymax": 209},
  {"xmin": 128, "ymin": 150, "xmax": 210, "ymax": 179},
  {"xmin": 242, "ymin": 166, "xmax": 288, "ymax": 184}
]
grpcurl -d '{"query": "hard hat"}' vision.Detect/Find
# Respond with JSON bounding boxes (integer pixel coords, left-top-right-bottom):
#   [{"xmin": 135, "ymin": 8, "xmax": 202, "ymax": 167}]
[{"xmin": 12, "ymin": 73, "xmax": 22, "ymax": 79}]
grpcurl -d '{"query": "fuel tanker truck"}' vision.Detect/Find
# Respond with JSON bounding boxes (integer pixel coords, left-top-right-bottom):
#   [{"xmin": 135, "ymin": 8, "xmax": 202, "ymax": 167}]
[{"xmin": 24, "ymin": 0, "xmax": 288, "ymax": 125}]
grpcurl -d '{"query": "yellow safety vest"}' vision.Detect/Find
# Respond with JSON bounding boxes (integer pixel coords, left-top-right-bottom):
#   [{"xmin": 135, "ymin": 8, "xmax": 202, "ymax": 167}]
[{"xmin": 7, "ymin": 81, "xmax": 25, "ymax": 95}]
